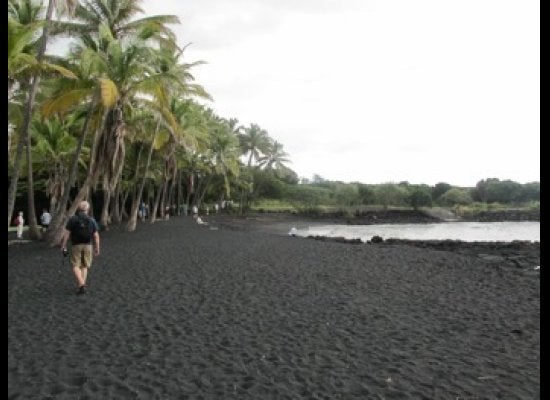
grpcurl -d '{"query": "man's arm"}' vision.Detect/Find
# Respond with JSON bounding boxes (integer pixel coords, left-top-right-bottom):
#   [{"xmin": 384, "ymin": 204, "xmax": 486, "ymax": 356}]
[
  {"xmin": 60, "ymin": 229, "xmax": 70, "ymax": 250},
  {"xmin": 93, "ymin": 231, "xmax": 100, "ymax": 256}
]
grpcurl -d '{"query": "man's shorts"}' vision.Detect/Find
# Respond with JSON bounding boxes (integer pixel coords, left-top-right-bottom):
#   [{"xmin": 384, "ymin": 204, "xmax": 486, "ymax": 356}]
[{"xmin": 71, "ymin": 244, "xmax": 93, "ymax": 269}]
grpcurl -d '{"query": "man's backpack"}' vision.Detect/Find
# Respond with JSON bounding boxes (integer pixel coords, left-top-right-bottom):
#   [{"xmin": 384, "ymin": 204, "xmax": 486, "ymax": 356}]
[{"xmin": 72, "ymin": 215, "xmax": 93, "ymax": 243}]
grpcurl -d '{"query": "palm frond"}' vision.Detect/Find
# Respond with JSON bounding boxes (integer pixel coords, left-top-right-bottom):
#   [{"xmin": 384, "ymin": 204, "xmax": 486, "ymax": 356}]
[{"xmin": 42, "ymin": 89, "xmax": 91, "ymax": 117}]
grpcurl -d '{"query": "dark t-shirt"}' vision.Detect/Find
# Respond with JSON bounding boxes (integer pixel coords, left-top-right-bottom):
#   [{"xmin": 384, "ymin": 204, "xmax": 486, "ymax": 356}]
[{"xmin": 65, "ymin": 212, "xmax": 99, "ymax": 245}]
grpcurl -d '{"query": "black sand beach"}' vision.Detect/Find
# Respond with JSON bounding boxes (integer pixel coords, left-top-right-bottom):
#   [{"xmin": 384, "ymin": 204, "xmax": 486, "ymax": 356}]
[{"xmin": 8, "ymin": 215, "xmax": 540, "ymax": 399}]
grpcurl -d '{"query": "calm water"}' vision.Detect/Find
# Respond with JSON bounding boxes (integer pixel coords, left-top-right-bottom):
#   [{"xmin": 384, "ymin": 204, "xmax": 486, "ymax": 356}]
[{"xmin": 292, "ymin": 221, "xmax": 540, "ymax": 242}]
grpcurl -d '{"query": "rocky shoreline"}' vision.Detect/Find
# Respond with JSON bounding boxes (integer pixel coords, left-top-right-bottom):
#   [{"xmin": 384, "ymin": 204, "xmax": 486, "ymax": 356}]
[
  {"xmin": 212, "ymin": 212, "xmax": 540, "ymax": 272},
  {"xmin": 304, "ymin": 235, "xmax": 540, "ymax": 271},
  {"xmin": 457, "ymin": 209, "xmax": 540, "ymax": 222}
]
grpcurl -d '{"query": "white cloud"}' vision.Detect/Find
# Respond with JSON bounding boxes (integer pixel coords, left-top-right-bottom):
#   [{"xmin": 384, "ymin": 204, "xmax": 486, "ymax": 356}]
[{"xmin": 145, "ymin": 0, "xmax": 540, "ymax": 185}]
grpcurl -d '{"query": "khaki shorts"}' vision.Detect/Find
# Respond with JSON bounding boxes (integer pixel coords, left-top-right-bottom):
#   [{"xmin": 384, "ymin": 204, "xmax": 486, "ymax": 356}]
[{"xmin": 71, "ymin": 244, "xmax": 93, "ymax": 269}]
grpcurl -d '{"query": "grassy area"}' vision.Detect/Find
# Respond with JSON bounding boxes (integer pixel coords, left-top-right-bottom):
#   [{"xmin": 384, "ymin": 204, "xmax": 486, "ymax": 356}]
[
  {"xmin": 250, "ymin": 199, "xmax": 297, "ymax": 213},
  {"xmin": 251, "ymin": 200, "xmax": 426, "ymax": 215},
  {"xmin": 250, "ymin": 199, "xmax": 540, "ymax": 218}
]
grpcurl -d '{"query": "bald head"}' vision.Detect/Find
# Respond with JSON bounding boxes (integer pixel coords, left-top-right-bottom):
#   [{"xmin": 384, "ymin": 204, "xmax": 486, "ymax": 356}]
[{"xmin": 78, "ymin": 200, "xmax": 90, "ymax": 213}]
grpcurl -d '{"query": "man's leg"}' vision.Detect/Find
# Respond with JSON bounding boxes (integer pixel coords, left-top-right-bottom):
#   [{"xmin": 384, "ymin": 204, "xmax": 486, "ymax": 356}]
[
  {"xmin": 80, "ymin": 267, "xmax": 88, "ymax": 286},
  {"xmin": 71, "ymin": 245, "xmax": 88, "ymax": 293},
  {"xmin": 72, "ymin": 265, "xmax": 85, "ymax": 287}
]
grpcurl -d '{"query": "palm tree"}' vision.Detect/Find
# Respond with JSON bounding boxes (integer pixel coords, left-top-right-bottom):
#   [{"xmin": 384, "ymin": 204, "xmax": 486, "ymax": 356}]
[
  {"xmin": 50, "ymin": 38, "xmax": 161, "ymax": 229},
  {"xmin": 54, "ymin": 1, "xmax": 189, "ymax": 229},
  {"xmin": 204, "ymin": 117, "xmax": 241, "ymax": 201},
  {"xmin": 8, "ymin": 0, "xmax": 74, "ymax": 231},
  {"xmin": 52, "ymin": 0, "xmax": 179, "ymax": 50},
  {"xmin": 239, "ymin": 123, "xmax": 270, "ymax": 167},
  {"xmin": 7, "ymin": 17, "xmax": 43, "ymax": 94},
  {"xmin": 7, "ymin": 0, "xmax": 77, "ymax": 235},
  {"xmin": 124, "ymin": 109, "xmax": 161, "ymax": 231},
  {"xmin": 258, "ymin": 139, "xmax": 290, "ymax": 171},
  {"xmin": 40, "ymin": 43, "xmax": 119, "ymax": 244},
  {"xmin": 236, "ymin": 123, "xmax": 271, "ymax": 213},
  {"xmin": 43, "ymin": 0, "xmax": 209, "ymax": 236},
  {"xmin": 31, "ymin": 116, "xmax": 79, "ymax": 214},
  {"xmin": 8, "ymin": 15, "xmax": 75, "ymax": 92}
]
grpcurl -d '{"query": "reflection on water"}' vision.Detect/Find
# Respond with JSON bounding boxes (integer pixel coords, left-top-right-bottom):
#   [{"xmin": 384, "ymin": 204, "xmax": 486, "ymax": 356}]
[{"xmin": 293, "ymin": 221, "xmax": 540, "ymax": 242}]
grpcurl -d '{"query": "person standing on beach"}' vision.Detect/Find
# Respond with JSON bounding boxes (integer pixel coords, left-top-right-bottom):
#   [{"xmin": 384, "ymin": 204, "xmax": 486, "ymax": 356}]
[
  {"xmin": 15, "ymin": 211, "xmax": 24, "ymax": 238},
  {"xmin": 60, "ymin": 201, "xmax": 100, "ymax": 295},
  {"xmin": 40, "ymin": 209, "xmax": 52, "ymax": 233},
  {"xmin": 138, "ymin": 202, "xmax": 145, "ymax": 221}
]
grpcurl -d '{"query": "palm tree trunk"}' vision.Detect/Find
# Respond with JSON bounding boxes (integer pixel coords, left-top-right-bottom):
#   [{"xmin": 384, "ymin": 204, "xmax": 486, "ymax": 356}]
[
  {"xmin": 168, "ymin": 175, "xmax": 177, "ymax": 213},
  {"xmin": 110, "ymin": 185, "xmax": 121, "ymax": 223},
  {"xmin": 127, "ymin": 121, "xmax": 159, "ymax": 231},
  {"xmin": 25, "ymin": 109, "xmax": 41, "ymax": 239},
  {"xmin": 185, "ymin": 173, "xmax": 192, "ymax": 214},
  {"xmin": 177, "ymin": 169, "xmax": 183, "ymax": 215},
  {"xmin": 8, "ymin": 123, "xmax": 26, "ymax": 227},
  {"xmin": 198, "ymin": 175, "xmax": 213, "ymax": 206},
  {"xmin": 159, "ymin": 176, "xmax": 169, "ymax": 219},
  {"xmin": 193, "ymin": 175, "xmax": 206, "ymax": 209},
  {"xmin": 120, "ymin": 191, "xmax": 129, "ymax": 220},
  {"xmin": 150, "ymin": 185, "xmax": 163, "ymax": 223},
  {"xmin": 99, "ymin": 187, "xmax": 111, "ymax": 228}
]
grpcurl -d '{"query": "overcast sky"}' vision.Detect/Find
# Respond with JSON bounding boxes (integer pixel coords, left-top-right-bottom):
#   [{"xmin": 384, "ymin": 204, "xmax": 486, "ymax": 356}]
[{"xmin": 141, "ymin": 0, "xmax": 539, "ymax": 186}]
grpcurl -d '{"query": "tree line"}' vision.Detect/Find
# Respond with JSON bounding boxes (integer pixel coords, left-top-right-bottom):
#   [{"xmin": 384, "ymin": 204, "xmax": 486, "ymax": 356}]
[
  {"xmin": 248, "ymin": 176, "xmax": 540, "ymax": 211},
  {"xmin": 8, "ymin": 0, "xmax": 292, "ymax": 245}
]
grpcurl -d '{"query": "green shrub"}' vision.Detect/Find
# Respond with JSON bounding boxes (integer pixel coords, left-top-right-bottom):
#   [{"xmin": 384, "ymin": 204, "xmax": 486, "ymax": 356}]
[{"xmin": 438, "ymin": 188, "xmax": 473, "ymax": 206}]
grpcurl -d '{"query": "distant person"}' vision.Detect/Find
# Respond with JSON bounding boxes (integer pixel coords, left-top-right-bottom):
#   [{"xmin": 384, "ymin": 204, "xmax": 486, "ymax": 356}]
[
  {"xmin": 138, "ymin": 202, "xmax": 145, "ymax": 221},
  {"xmin": 214, "ymin": 203, "xmax": 219, "ymax": 213},
  {"xmin": 192, "ymin": 205, "xmax": 198, "ymax": 216},
  {"xmin": 15, "ymin": 211, "xmax": 24, "ymax": 238},
  {"xmin": 40, "ymin": 209, "xmax": 52, "ymax": 232},
  {"xmin": 194, "ymin": 214, "xmax": 208, "ymax": 226},
  {"xmin": 60, "ymin": 200, "xmax": 100, "ymax": 295}
]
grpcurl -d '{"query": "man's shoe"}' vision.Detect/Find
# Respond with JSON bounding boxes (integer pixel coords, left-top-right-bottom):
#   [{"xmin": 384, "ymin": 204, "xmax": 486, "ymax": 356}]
[{"xmin": 77, "ymin": 286, "xmax": 86, "ymax": 295}]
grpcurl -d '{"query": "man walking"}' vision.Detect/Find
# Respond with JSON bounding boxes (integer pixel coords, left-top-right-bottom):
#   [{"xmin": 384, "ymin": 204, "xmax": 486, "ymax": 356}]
[{"xmin": 60, "ymin": 201, "xmax": 100, "ymax": 295}]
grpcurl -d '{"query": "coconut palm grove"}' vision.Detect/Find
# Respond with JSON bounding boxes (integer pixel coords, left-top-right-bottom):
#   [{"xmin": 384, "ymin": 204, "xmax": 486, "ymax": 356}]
[{"xmin": 8, "ymin": 0, "xmax": 540, "ymax": 246}]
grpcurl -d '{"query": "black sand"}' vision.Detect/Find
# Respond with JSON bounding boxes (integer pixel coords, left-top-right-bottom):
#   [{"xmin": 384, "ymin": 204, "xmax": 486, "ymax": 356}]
[{"xmin": 8, "ymin": 215, "xmax": 540, "ymax": 399}]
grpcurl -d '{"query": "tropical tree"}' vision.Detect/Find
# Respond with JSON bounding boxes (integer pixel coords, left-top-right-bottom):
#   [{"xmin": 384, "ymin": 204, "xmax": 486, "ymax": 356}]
[
  {"xmin": 53, "ymin": 0, "xmax": 179, "ymax": 47},
  {"xmin": 258, "ymin": 139, "xmax": 290, "ymax": 171},
  {"xmin": 239, "ymin": 123, "xmax": 270, "ymax": 167},
  {"xmin": 7, "ymin": 0, "xmax": 77, "ymax": 233},
  {"xmin": 40, "ymin": 41, "xmax": 119, "ymax": 244},
  {"xmin": 31, "ymin": 116, "xmax": 79, "ymax": 213},
  {"xmin": 203, "ymin": 117, "xmax": 241, "ymax": 202},
  {"xmin": 7, "ymin": 17, "xmax": 43, "ymax": 93}
]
